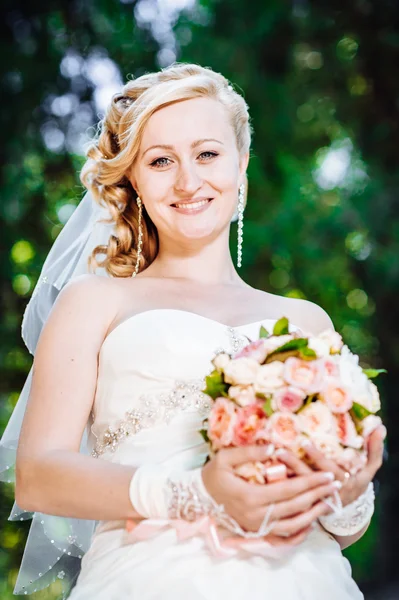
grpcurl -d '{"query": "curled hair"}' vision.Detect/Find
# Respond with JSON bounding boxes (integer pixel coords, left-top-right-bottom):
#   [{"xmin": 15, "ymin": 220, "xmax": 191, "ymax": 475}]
[{"xmin": 80, "ymin": 62, "xmax": 252, "ymax": 278}]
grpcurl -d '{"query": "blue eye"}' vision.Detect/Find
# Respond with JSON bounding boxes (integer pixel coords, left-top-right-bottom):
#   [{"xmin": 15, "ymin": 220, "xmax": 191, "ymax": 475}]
[
  {"xmin": 150, "ymin": 157, "xmax": 171, "ymax": 168},
  {"xmin": 149, "ymin": 151, "xmax": 218, "ymax": 169}
]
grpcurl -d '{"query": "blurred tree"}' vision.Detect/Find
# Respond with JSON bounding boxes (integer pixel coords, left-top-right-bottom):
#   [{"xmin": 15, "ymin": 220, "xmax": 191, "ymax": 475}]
[{"xmin": 0, "ymin": 0, "xmax": 398, "ymax": 598}]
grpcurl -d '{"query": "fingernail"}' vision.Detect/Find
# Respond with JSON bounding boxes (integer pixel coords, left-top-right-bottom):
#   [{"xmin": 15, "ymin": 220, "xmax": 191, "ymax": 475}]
[
  {"xmin": 300, "ymin": 439, "xmax": 312, "ymax": 448},
  {"xmin": 332, "ymin": 480, "xmax": 342, "ymax": 489},
  {"xmin": 275, "ymin": 448, "xmax": 287, "ymax": 457},
  {"xmin": 322, "ymin": 472, "xmax": 335, "ymax": 481},
  {"xmin": 263, "ymin": 444, "xmax": 275, "ymax": 457}
]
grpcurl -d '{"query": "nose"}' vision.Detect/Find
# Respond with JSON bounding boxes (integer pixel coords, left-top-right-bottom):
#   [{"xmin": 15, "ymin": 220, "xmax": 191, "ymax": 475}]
[{"xmin": 174, "ymin": 160, "xmax": 203, "ymax": 196}]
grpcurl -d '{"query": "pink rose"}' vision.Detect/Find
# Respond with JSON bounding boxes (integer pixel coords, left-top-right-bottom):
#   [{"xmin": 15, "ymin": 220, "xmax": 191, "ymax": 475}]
[
  {"xmin": 336, "ymin": 447, "xmax": 367, "ymax": 475},
  {"xmin": 334, "ymin": 413, "xmax": 363, "ymax": 449},
  {"xmin": 234, "ymin": 339, "xmax": 268, "ymax": 363},
  {"xmin": 267, "ymin": 411, "xmax": 301, "ymax": 448},
  {"xmin": 208, "ymin": 398, "xmax": 237, "ymax": 450},
  {"xmin": 323, "ymin": 357, "xmax": 339, "ymax": 378},
  {"xmin": 360, "ymin": 415, "xmax": 383, "ymax": 439},
  {"xmin": 298, "ymin": 401, "xmax": 335, "ymax": 435},
  {"xmin": 321, "ymin": 380, "xmax": 353, "ymax": 413},
  {"xmin": 284, "ymin": 357, "xmax": 325, "ymax": 394},
  {"xmin": 273, "ymin": 386, "xmax": 306, "ymax": 413},
  {"xmin": 233, "ymin": 404, "xmax": 267, "ymax": 446},
  {"xmin": 228, "ymin": 384, "xmax": 257, "ymax": 407}
]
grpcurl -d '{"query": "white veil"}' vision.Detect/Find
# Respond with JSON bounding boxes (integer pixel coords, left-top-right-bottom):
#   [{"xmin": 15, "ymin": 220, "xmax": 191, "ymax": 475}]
[{"xmin": 0, "ymin": 190, "xmax": 114, "ymax": 598}]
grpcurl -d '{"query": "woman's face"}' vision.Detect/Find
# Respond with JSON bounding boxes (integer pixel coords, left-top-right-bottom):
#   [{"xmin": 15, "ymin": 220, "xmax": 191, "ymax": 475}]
[{"xmin": 129, "ymin": 96, "xmax": 249, "ymax": 244}]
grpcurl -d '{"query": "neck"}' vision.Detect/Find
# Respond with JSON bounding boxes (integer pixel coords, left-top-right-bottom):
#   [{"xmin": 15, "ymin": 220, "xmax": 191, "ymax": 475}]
[{"xmin": 144, "ymin": 228, "xmax": 244, "ymax": 286}]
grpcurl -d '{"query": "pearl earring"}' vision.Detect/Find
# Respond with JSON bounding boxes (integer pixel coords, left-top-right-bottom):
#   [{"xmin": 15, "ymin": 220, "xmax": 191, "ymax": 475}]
[
  {"xmin": 237, "ymin": 184, "xmax": 245, "ymax": 268},
  {"xmin": 132, "ymin": 197, "xmax": 143, "ymax": 278}
]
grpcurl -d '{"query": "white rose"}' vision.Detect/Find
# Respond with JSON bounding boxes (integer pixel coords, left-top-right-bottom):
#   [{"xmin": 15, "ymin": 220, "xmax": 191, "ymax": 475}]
[
  {"xmin": 254, "ymin": 361, "xmax": 285, "ymax": 394},
  {"xmin": 319, "ymin": 330, "xmax": 343, "ymax": 353},
  {"xmin": 213, "ymin": 352, "xmax": 231, "ymax": 372},
  {"xmin": 228, "ymin": 385, "xmax": 257, "ymax": 407},
  {"xmin": 369, "ymin": 381, "xmax": 381, "ymax": 413},
  {"xmin": 361, "ymin": 414, "xmax": 382, "ymax": 438},
  {"xmin": 308, "ymin": 337, "xmax": 330, "ymax": 358},
  {"xmin": 224, "ymin": 357, "xmax": 260, "ymax": 386},
  {"xmin": 311, "ymin": 433, "xmax": 344, "ymax": 460}
]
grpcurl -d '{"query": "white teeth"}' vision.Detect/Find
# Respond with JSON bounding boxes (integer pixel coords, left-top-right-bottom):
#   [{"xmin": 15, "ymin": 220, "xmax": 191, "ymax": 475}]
[{"xmin": 174, "ymin": 199, "xmax": 210, "ymax": 210}]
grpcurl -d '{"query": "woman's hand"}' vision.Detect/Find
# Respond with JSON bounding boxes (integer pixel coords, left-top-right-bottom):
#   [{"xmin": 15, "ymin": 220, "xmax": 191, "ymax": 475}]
[
  {"xmin": 201, "ymin": 444, "xmax": 339, "ymax": 545},
  {"xmin": 295, "ymin": 425, "xmax": 386, "ymax": 507}
]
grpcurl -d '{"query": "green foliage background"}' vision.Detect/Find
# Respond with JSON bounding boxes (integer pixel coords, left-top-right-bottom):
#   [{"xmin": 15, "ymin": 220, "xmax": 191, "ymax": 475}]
[{"xmin": 0, "ymin": 0, "xmax": 398, "ymax": 598}]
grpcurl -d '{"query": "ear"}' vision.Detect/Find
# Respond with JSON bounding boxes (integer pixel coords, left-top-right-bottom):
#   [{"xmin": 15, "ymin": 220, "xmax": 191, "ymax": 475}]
[{"xmin": 238, "ymin": 152, "xmax": 250, "ymax": 184}]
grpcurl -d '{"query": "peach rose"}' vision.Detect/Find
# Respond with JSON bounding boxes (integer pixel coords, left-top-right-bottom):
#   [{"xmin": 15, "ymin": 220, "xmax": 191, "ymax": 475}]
[
  {"xmin": 234, "ymin": 339, "xmax": 268, "ymax": 364},
  {"xmin": 208, "ymin": 398, "xmax": 237, "ymax": 450},
  {"xmin": 273, "ymin": 386, "xmax": 306, "ymax": 413},
  {"xmin": 334, "ymin": 413, "xmax": 363, "ymax": 449},
  {"xmin": 254, "ymin": 361, "xmax": 285, "ymax": 395},
  {"xmin": 267, "ymin": 411, "xmax": 301, "ymax": 448},
  {"xmin": 233, "ymin": 404, "xmax": 267, "ymax": 446},
  {"xmin": 311, "ymin": 433, "xmax": 344, "ymax": 460},
  {"xmin": 320, "ymin": 380, "xmax": 353, "ymax": 413},
  {"xmin": 228, "ymin": 384, "xmax": 257, "ymax": 407},
  {"xmin": 224, "ymin": 357, "xmax": 260, "ymax": 386},
  {"xmin": 298, "ymin": 401, "xmax": 335, "ymax": 435},
  {"xmin": 284, "ymin": 357, "xmax": 325, "ymax": 394}
]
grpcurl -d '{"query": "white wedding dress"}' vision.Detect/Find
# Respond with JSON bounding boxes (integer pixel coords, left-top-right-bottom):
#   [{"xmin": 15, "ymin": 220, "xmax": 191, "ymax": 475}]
[{"xmin": 68, "ymin": 309, "xmax": 363, "ymax": 600}]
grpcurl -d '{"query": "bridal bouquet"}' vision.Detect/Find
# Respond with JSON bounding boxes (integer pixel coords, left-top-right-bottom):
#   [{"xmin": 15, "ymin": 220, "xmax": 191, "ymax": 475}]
[{"xmin": 201, "ymin": 318, "xmax": 385, "ymax": 484}]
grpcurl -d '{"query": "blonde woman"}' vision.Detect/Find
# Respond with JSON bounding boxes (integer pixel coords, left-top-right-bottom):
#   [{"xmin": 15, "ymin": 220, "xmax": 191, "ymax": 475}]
[{"xmin": 9, "ymin": 64, "xmax": 384, "ymax": 599}]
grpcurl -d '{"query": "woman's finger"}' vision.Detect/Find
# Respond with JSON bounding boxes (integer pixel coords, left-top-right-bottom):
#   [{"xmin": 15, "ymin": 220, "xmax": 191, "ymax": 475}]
[
  {"xmin": 252, "ymin": 470, "xmax": 336, "ymax": 505},
  {"xmin": 365, "ymin": 425, "xmax": 386, "ymax": 479},
  {"xmin": 275, "ymin": 448, "xmax": 313, "ymax": 476},
  {"xmin": 301, "ymin": 441, "xmax": 348, "ymax": 482},
  {"xmin": 270, "ymin": 479, "xmax": 342, "ymax": 521},
  {"xmin": 271, "ymin": 500, "xmax": 332, "ymax": 537}
]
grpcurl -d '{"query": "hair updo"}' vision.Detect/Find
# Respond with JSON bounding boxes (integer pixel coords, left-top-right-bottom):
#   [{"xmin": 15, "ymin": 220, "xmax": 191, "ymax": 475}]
[{"xmin": 80, "ymin": 62, "xmax": 252, "ymax": 278}]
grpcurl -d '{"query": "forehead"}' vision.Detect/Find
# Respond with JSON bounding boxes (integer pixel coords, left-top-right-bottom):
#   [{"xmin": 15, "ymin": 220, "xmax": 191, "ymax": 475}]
[{"xmin": 140, "ymin": 96, "xmax": 235, "ymax": 147}]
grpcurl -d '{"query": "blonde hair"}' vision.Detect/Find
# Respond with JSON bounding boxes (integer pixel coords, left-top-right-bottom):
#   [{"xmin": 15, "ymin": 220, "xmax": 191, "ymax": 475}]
[{"xmin": 80, "ymin": 62, "xmax": 252, "ymax": 277}]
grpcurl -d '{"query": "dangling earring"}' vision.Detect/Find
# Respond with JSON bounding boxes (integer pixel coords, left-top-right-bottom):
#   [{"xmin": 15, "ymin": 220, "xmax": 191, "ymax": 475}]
[
  {"xmin": 132, "ymin": 196, "xmax": 143, "ymax": 278},
  {"xmin": 237, "ymin": 183, "xmax": 245, "ymax": 268}
]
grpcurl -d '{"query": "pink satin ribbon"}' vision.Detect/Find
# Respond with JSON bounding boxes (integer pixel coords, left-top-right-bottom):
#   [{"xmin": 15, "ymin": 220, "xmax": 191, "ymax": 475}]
[{"xmin": 124, "ymin": 516, "xmax": 292, "ymax": 560}]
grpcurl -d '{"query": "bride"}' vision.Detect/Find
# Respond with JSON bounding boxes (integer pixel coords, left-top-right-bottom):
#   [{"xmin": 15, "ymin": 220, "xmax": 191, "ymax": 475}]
[{"xmin": 5, "ymin": 63, "xmax": 384, "ymax": 599}]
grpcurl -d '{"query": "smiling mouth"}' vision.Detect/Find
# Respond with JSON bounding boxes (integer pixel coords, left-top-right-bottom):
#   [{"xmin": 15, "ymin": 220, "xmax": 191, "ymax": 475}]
[{"xmin": 171, "ymin": 198, "xmax": 213, "ymax": 210}]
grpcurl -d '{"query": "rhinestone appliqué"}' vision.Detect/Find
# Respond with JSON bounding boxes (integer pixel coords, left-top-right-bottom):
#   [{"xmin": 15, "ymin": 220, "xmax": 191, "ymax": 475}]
[{"xmin": 91, "ymin": 379, "xmax": 211, "ymax": 458}]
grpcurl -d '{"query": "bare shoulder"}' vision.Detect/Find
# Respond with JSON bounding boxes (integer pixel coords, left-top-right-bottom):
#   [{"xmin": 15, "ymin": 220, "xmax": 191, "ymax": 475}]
[{"xmin": 253, "ymin": 289, "xmax": 334, "ymax": 335}]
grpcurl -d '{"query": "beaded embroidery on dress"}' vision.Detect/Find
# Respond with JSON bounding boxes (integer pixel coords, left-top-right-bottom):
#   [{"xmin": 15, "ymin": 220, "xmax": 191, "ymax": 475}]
[{"xmin": 67, "ymin": 309, "xmax": 364, "ymax": 600}]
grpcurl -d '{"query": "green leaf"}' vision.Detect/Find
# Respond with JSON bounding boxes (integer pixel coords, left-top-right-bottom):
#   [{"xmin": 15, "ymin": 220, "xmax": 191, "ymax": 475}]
[
  {"xmin": 259, "ymin": 325, "xmax": 269, "ymax": 338},
  {"xmin": 263, "ymin": 397, "xmax": 274, "ymax": 417},
  {"xmin": 199, "ymin": 428, "xmax": 210, "ymax": 443},
  {"xmin": 273, "ymin": 338, "xmax": 308, "ymax": 353},
  {"xmin": 299, "ymin": 346, "xmax": 317, "ymax": 360},
  {"xmin": 363, "ymin": 368, "xmax": 387, "ymax": 379},
  {"xmin": 203, "ymin": 370, "xmax": 228, "ymax": 399},
  {"xmin": 351, "ymin": 402, "xmax": 372, "ymax": 421},
  {"xmin": 273, "ymin": 317, "xmax": 289, "ymax": 336}
]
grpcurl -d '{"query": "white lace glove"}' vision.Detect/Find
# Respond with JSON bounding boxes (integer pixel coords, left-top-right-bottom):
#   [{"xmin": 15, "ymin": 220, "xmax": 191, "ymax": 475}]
[
  {"xmin": 319, "ymin": 482, "xmax": 375, "ymax": 536},
  {"xmin": 128, "ymin": 464, "xmax": 274, "ymax": 538}
]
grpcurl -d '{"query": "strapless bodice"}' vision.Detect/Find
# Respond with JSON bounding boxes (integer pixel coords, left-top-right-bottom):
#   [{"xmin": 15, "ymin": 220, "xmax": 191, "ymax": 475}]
[{"xmin": 88, "ymin": 310, "xmax": 296, "ymax": 468}]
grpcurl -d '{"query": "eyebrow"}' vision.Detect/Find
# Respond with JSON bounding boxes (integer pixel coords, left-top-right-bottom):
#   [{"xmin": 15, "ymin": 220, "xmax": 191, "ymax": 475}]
[{"xmin": 141, "ymin": 138, "xmax": 224, "ymax": 158}]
